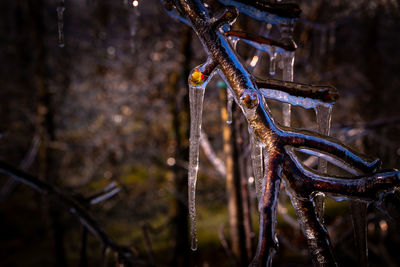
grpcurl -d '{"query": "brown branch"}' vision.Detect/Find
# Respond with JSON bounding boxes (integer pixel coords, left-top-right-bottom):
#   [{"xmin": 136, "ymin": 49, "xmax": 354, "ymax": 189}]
[
  {"xmin": 0, "ymin": 161, "xmax": 150, "ymax": 267},
  {"xmin": 251, "ymin": 155, "xmax": 281, "ymax": 267},
  {"xmin": 225, "ymin": 30, "xmax": 297, "ymax": 51}
]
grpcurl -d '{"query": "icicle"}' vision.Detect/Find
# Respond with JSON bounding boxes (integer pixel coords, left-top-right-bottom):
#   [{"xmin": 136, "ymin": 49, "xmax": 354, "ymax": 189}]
[
  {"xmin": 57, "ymin": 0, "xmax": 65, "ymax": 48},
  {"xmin": 269, "ymin": 46, "xmax": 277, "ymax": 76},
  {"xmin": 279, "ymin": 19, "xmax": 295, "ymax": 127},
  {"xmin": 229, "ymin": 36, "xmax": 239, "ymax": 51},
  {"xmin": 128, "ymin": 1, "xmax": 140, "ymax": 54},
  {"xmin": 315, "ymin": 104, "xmax": 332, "ymax": 172},
  {"xmin": 249, "ymin": 128, "xmax": 264, "ymax": 201},
  {"xmin": 281, "ymin": 51, "xmax": 294, "ymax": 126},
  {"xmin": 226, "ymin": 87, "xmax": 234, "ymax": 124},
  {"xmin": 187, "ymin": 63, "xmax": 215, "ymax": 251},
  {"xmin": 314, "ymin": 104, "xmax": 332, "ymax": 221}
]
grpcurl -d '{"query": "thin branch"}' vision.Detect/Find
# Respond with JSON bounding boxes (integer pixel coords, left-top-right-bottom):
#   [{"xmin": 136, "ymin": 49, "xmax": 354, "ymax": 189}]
[
  {"xmin": 200, "ymin": 129, "xmax": 226, "ymax": 177},
  {"xmin": 284, "ymin": 149, "xmax": 400, "ymax": 200}
]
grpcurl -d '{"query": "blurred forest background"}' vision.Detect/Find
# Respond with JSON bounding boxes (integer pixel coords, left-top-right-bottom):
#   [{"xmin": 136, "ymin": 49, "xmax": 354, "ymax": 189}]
[{"xmin": 1, "ymin": 0, "xmax": 400, "ymax": 266}]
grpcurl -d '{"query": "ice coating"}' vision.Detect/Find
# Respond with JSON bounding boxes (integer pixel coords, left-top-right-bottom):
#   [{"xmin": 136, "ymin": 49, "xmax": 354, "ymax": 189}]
[
  {"xmin": 249, "ymin": 128, "xmax": 264, "ymax": 201},
  {"xmin": 298, "ymin": 148, "xmax": 360, "ymax": 175},
  {"xmin": 260, "ymin": 88, "xmax": 331, "ymax": 109},
  {"xmin": 57, "ymin": 0, "xmax": 65, "ymax": 48},
  {"xmin": 188, "ymin": 64, "xmax": 216, "ymax": 251}
]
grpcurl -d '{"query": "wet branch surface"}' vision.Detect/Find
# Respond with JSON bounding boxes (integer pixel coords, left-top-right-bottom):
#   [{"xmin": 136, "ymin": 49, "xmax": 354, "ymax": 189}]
[
  {"xmin": 0, "ymin": 161, "xmax": 151, "ymax": 267},
  {"xmin": 166, "ymin": 0, "xmax": 400, "ymax": 266}
]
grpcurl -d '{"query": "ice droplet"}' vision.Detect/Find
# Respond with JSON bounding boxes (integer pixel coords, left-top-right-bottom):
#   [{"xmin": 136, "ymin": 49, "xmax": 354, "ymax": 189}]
[{"xmin": 57, "ymin": 0, "xmax": 65, "ymax": 48}]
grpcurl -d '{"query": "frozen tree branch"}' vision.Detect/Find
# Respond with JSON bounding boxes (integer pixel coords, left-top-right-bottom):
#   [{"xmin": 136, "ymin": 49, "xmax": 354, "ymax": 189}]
[
  {"xmin": 165, "ymin": 0, "xmax": 400, "ymax": 266},
  {"xmin": 256, "ymin": 78, "xmax": 339, "ymax": 104},
  {"xmin": 0, "ymin": 161, "xmax": 150, "ymax": 267}
]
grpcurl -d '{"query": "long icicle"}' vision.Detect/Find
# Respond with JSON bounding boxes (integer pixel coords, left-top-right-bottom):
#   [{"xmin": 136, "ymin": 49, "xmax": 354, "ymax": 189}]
[
  {"xmin": 314, "ymin": 104, "xmax": 332, "ymax": 221},
  {"xmin": 249, "ymin": 128, "xmax": 264, "ymax": 201},
  {"xmin": 280, "ymin": 19, "xmax": 295, "ymax": 126},
  {"xmin": 281, "ymin": 50, "xmax": 294, "ymax": 126},
  {"xmin": 57, "ymin": 0, "xmax": 65, "ymax": 48},
  {"xmin": 187, "ymin": 63, "xmax": 215, "ymax": 251}
]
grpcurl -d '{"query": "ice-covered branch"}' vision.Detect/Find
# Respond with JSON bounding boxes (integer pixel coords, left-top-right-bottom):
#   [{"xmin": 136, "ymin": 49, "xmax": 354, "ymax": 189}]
[
  {"xmin": 251, "ymin": 155, "xmax": 281, "ymax": 267},
  {"xmin": 165, "ymin": 1, "xmax": 400, "ymax": 266},
  {"xmin": 256, "ymin": 78, "xmax": 338, "ymax": 104},
  {"xmin": 284, "ymin": 148, "xmax": 400, "ymax": 201},
  {"xmin": 0, "ymin": 161, "xmax": 148, "ymax": 267}
]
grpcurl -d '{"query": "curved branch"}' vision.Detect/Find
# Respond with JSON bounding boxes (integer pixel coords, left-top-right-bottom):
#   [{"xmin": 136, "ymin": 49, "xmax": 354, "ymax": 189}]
[
  {"xmin": 284, "ymin": 148, "xmax": 400, "ymax": 200},
  {"xmin": 279, "ymin": 127, "xmax": 380, "ymax": 173},
  {"xmin": 0, "ymin": 161, "xmax": 149, "ymax": 267}
]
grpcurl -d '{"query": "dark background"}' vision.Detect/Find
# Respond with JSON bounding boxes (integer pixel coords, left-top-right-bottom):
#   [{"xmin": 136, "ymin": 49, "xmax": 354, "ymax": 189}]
[{"xmin": 0, "ymin": 0, "xmax": 400, "ymax": 266}]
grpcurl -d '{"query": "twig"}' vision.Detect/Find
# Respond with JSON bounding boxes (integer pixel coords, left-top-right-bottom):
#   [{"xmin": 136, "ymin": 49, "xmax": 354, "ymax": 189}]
[
  {"xmin": 0, "ymin": 134, "xmax": 40, "ymax": 201},
  {"xmin": 200, "ymin": 130, "xmax": 226, "ymax": 178}
]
